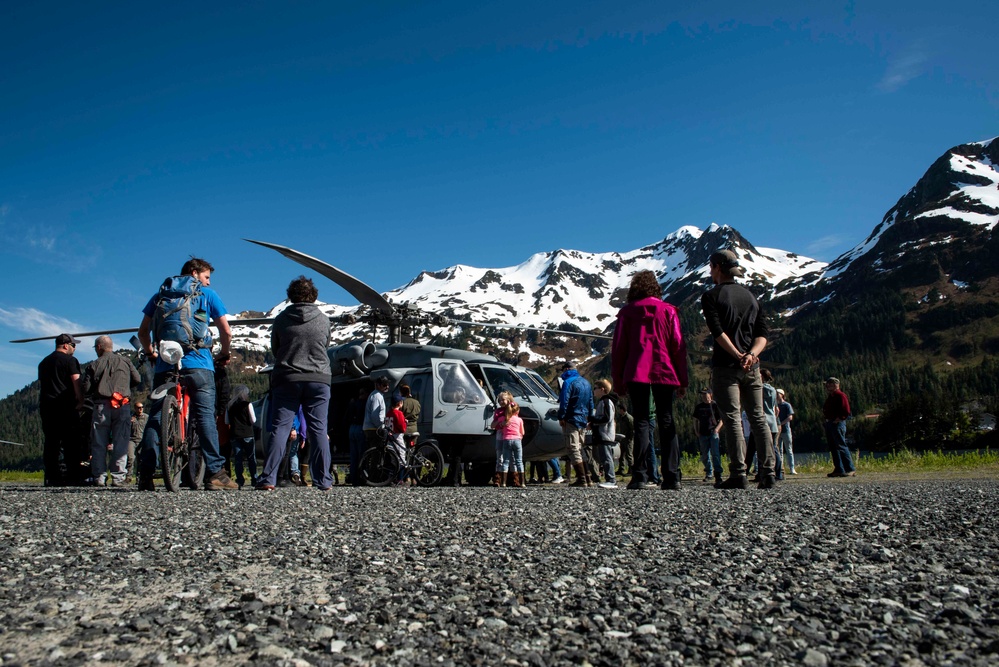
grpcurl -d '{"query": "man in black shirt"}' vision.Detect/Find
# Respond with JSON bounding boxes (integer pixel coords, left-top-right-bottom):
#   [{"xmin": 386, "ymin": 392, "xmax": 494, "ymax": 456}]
[
  {"xmin": 692, "ymin": 389, "xmax": 723, "ymax": 484},
  {"xmin": 700, "ymin": 250, "xmax": 776, "ymax": 490},
  {"xmin": 37, "ymin": 333, "xmax": 84, "ymax": 486}
]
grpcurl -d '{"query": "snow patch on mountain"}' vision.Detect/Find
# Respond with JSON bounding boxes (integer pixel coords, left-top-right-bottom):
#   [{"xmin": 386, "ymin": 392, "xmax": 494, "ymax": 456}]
[{"xmin": 230, "ymin": 224, "xmax": 825, "ymax": 356}]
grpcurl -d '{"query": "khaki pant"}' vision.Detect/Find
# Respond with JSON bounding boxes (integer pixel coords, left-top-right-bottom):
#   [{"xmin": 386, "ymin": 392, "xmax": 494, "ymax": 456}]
[
  {"xmin": 712, "ymin": 366, "xmax": 775, "ymax": 477},
  {"xmin": 563, "ymin": 424, "xmax": 585, "ymax": 464}
]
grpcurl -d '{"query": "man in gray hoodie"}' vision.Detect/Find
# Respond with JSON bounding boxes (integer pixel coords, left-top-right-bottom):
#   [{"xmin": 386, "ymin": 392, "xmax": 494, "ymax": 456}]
[{"xmin": 256, "ymin": 276, "xmax": 334, "ymax": 490}]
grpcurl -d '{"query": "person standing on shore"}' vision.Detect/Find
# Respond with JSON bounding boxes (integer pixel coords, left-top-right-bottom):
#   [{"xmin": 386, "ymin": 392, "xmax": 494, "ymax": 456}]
[
  {"xmin": 700, "ymin": 250, "xmax": 776, "ymax": 490},
  {"xmin": 38, "ymin": 334, "xmax": 84, "ymax": 486},
  {"xmin": 692, "ymin": 389, "xmax": 723, "ymax": 484},
  {"xmin": 137, "ymin": 257, "xmax": 237, "ymax": 490},
  {"xmin": 557, "ymin": 361, "xmax": 594, "ymax": 487},
  {"xmin": 256, "ymin": 276, "xmax": 334, "ymax": 491},
  {"xmin": 776, "ymin": 389, "xmax": 796, "ymax": 475},
  {"xmin": 823, "ymin": 377, "xmax": 856, "ymax": 478},
  {"xmin": 82, "ymin": 335, "xmax": 141, "ymax": 486},
  {"xmin": 611, "ymin": 270, "xmax": 688, "ymax": 491}
]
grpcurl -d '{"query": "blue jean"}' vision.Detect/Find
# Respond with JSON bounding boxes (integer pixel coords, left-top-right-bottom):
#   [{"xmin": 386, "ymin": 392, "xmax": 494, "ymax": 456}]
[
  {"xmin": 90, "ymin": 399, "xmax": 132, "ymax": 483},
  {"xmin": 494, "ymin": 437, "xmax": 506, "ymax": 472},
  {"xmin": 596, "ymin": 442, "xmax": 616, "ymax": 484},
  {"xmin": 779, "ymin": 427, "xmax": 795, "ymax": 471},
  {"xmin": 825, "ymin": 421, "xmax": 855, "ymax": 474},
  {"xmin": 548, "ymin": 457, "xmax": 562, "ymax": 479},
  {"xmin": 231, "ymin": 436, "xmax": 257, "ymax": 486},
  {"xmin": 500, "ymin": 439, "xmax": 524, "ymax": 472},
  {"xmin": 287, "ymin": 436, "xmax": 304, "ymax": 474},
  {"xmin": 260, "ymin": 382, "xmax": 332, "ymax": 489},
  {"xmin": 348, "ymin": 424, "xmax": 366, "ymax": 485},
  {"xmin": 139, "ymin": 368, "xmax": 223, "ymax": 480},
  {"xmin": 698, "ymin": 433, "xmax": 722, "ymax": 476},
  {"xmin": 772, "ymin": 430, "xmax": 783, "ymax": 478}
]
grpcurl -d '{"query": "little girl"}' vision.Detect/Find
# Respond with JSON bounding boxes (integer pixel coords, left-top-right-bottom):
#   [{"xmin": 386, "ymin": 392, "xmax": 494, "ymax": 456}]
[
  {"xmin": 386, "ymin": 393, "xmax": 408, "ymax": 484},
  {"xmin": 490, "ymin": 391, "xmax": 514, "ymax": 486},
  {"xmin": 500, "ymin": 401, "xmax": 526, "ymax": 487}
]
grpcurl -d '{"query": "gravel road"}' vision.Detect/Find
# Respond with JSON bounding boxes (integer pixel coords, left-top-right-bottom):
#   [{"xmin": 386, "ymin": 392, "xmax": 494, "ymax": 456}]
[{"xmin": 1, "ymin": 476, "xmax": 997, "ymax": 666}]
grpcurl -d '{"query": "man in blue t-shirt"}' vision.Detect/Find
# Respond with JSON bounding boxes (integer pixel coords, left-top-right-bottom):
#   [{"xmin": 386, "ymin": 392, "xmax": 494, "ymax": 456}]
[{"xmin": 136, "ymin": 257, "xmax": 237, "ymax": 490}]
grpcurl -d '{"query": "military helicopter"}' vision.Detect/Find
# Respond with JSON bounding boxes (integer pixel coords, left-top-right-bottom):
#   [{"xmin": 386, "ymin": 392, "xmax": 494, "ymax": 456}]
[{"xmin": 243, "ymin": 239, "xmax": 611, "ymax": 485}]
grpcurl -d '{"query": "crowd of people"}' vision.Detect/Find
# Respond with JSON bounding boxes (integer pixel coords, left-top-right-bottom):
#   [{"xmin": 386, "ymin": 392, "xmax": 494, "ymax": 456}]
[{"xmin": 37, "ymin": 251, "xmax": 856, "ymax": 490}]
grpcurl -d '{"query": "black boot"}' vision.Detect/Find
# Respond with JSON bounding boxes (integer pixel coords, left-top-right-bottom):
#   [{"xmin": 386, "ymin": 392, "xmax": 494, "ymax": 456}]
[
  {"xmin": 758, "ymin": 474, "xmax": 777, "ymax": 490},
  {"xmin": 715, "ymin": 475, "xmax": 749, "ymax": 490}
]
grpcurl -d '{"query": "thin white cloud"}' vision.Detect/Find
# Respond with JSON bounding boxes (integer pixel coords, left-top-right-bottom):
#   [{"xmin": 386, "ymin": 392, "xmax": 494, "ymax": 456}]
[
  {"xmin": 0, "ymin": 204, "xmax": 103, "ymax": 271},
  {"xmin": 0, "ymin": 307, "xmax": 83, "ymax": 337},
  {"xmin": 877, "ymin": 50, "xmax": 928, "ymax": 93},
  {"xmin": 806, "ymin": 234, "xmax": 847, "ymax": 256}
]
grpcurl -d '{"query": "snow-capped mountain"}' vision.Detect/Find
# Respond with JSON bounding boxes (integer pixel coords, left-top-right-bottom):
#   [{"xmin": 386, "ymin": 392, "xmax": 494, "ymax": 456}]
[
  {"xmin": 820, "ymin": 137, "xmax": 999, "ymax": 288},
  {"xmin": 230, "ymin": 135, "xmax": 999, "ymax": 368},
  {"xmin": 230, "ymin": 224, "xmax": 824, "ymax": 359}
]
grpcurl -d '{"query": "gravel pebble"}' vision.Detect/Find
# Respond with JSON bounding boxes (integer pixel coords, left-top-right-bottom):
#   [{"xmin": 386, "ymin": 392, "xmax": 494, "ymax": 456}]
[{"xmin": 0, "ymin": 478, "xmax": 997, "ymax": 665}]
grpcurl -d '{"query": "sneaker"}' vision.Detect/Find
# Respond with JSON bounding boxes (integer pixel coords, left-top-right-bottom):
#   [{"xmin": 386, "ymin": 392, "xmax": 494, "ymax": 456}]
[
  {"xmin": 843, "ymin": 471, "xmax": 857, "ymax": 477},
  {"xmin": 790, "ymin": 469, "xmax": 798, "ymax": 475},
  {"xmin": 661, "ymin": 480, "xmax": 681, "ymax": 490},
  {"xmin": 551, "ymin": 477, "xmax": 565, "ymax": 484},
  {"xmin": 703, "ymin": 473, "xmax": 712, "ymax": 482},
  {"xmin": 255, "ymin": 482, "xmax": 276, "ymax": 491},
  {"xmin": 205, "ymin": 470, "xmax": 239, "ymax": 490},
  {"xmin": 827, "ymin": 471, "xmax": 844, "ymax": 478},
  {"xmin": 598, "ymin": 482, "xmax": 617, "ymax": 489},
  {"xmin": 277, "ymin": 477, "xmax": 294, "ymax": 488},
  {"xmin": 84, "ymin": 476, "xmax": 106, "ymax": 487},
  {"xmin": 290, "ymin": 472, "xmax": 302, "ymax": 486},
  {"xmin": 715, "ymin": 475, "xmax": 749, "ymax": 490},
  {"xmin": 109, "ymin": 477, "xmax": 130, "ymax": 488}
]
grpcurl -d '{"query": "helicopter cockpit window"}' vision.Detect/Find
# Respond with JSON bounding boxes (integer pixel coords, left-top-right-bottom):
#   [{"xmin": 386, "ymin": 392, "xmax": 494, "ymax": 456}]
[
  {"xmin": 482, "ymin": 366, "xmax": 531, "ymax": 399},
  {"xmin": 437, "ymin": 362, "xmax": 488, "ymax": 405},
  {"xmin": 517, "ymin": 370, "xmax": 557, "ymax": 400}
]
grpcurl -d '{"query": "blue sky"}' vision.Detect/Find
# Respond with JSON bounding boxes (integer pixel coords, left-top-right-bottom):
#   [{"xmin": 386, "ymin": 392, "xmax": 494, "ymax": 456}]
[{"xmin": 1, "ymin": 0, "xmax": 997, "ymax": 399}]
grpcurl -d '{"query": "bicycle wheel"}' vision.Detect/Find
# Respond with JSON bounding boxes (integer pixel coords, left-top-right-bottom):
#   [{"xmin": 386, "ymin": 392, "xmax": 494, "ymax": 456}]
[
  {"xmin": 412, "ymin": 442, "xmax": 444, "ymax": 487},
  {"xmin": 360, "ymin": 447, "xmax": 401, "ymax": 487},
  {"xmin": 182, "ymin": 430, "xmax": 206, "ymax": 490},
  {"xmin": 159, "ymin": 394, "xmax": 185, "ymax": 492}
]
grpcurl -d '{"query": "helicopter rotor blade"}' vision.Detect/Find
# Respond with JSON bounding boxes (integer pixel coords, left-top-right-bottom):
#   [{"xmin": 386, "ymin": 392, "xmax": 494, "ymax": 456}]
[
  {"xmin": 10, "ymin": 315, "xmax": 277, "ymax": 344},
  {"xmin": 449, "ymin": 320, "xmax": 612, "ymax": 340},
  {"xmin": 10, "ymin": 327, "xmax": 141, "ymax": 343},
  {"xmin": 245, "ymin": 239, "xmax": 395, "ymax": 316}
]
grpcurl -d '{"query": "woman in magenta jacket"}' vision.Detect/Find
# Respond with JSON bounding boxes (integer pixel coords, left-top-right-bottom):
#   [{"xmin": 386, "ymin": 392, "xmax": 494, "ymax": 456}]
[{"xmin": 611, "ymin": 270, "xmax": 688, "ymax": 490}]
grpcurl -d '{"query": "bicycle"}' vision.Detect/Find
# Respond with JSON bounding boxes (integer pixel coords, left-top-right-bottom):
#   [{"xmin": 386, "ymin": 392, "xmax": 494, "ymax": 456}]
[
  {"xmin": 359, "ymin": 431, "xmax": 444, "ymax": 487},
  {"xmin": 135, "ymin": 337, "xmax": 205, "ymax": 491}
]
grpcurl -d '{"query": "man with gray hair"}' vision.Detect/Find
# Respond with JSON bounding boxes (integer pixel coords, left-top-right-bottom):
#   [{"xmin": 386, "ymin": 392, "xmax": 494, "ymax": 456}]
[{"xmin": 82, "ymin": 336, "xmax": 141, "ymax": 486}]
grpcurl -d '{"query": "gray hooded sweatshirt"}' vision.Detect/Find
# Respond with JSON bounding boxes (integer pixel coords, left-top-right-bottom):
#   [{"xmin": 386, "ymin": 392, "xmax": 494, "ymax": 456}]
[{"xmin": 270, "ymin": 302, "xmax": 332, "ymax": 387}]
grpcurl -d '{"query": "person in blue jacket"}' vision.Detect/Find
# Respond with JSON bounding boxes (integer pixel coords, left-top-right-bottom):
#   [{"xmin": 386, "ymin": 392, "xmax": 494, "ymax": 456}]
[{"xmin": 556, "ymin": 360, "xmax": 594, "ymax": 487}]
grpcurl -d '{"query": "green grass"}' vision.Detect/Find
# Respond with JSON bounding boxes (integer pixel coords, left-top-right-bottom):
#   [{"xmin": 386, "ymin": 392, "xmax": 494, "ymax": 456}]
[
  {"xmin": 0, "ymin": 470, "xmax": 44, "ymax": 482},
  {"xmin": 678, "ymin": 448, "xmax": 999, "ymax": 477},
  {"xmin": 4, "ymin": 449, "xmax": 998, "ymax": 484}
]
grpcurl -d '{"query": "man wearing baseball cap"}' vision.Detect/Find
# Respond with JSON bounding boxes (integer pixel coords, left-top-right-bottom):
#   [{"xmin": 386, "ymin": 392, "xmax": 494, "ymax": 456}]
[
  {"xmin": 37, "ymin": 333, "xmax": 84, "ymax": 486},
  {"xmin": 701, "ymin": 249, "xmax": 777, "ymax": 490}
]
